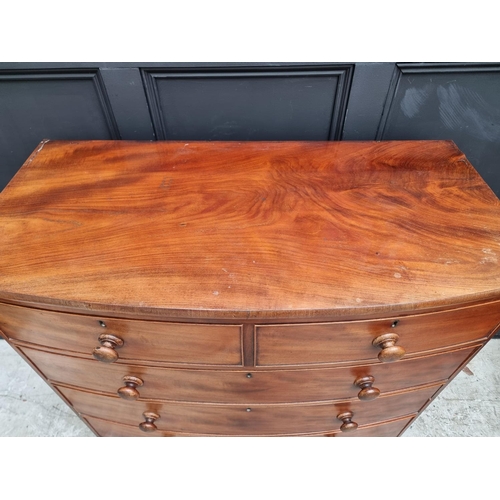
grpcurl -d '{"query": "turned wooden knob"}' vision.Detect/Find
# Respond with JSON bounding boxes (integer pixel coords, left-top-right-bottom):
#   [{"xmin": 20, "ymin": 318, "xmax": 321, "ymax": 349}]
[
  {"xmin": 337, "ymin": 411, "xmax": 358, "ymax": 432},
  {"xmin": 117, "ymin": 376, "xmax": 144, "ymax": 400},
  {"xmin": 354, "ymin": 375, "xmax": 381, "ymax": 401},
  {"xmin": 372, "ymin": 333, "xmax": 405, "ymax": 362},
  {"xmin": 139, "ymin": 412, "xmax": 160, "ymax": 432},
  {"xmin": 92, "ymin": 333, "xmax": 124, "ymax": 363}
]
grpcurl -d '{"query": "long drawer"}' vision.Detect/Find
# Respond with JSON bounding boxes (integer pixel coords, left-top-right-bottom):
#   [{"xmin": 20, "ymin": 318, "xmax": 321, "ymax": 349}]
[
  {"xmin": 58, "ymin": 384, "xmax": 439, "ymax": 435},
  {"xmin": 20, "ymin": 344, "xmax": 476, "ymax": 404},
  {"xmin": 84, "ymin": 414, "xmax": 416, "ymax": 437},
  {"xmin": 256, "ymin": 301, "xmax": 500, "ymax": 366},
  {"xmin": 0, "ymin": 302, "xmax": 243, "ymax": 366}
]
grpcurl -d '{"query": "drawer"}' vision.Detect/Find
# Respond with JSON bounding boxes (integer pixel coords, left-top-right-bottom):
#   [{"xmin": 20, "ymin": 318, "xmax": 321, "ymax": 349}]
[
  {"xmin": 21, "ymin": 344, "xmax": 476, "ymax": 404},
  {"xmin": 256, "ymin": 301, "xmax": 500, "ymax": 366},
  {"xmin": 327, "ymin": 415, "xmax": 414, "ymax": 437},
  {"xmin": 0, "ymin": 302, "xmax": 242, "ymax": 366},
  {"xmin": 84, "ymin": 414, "xmax": 415, "ymax": 437},
  {"xmin": 59, "ymin": 384, "xmax": 439, "ymax": 435}
]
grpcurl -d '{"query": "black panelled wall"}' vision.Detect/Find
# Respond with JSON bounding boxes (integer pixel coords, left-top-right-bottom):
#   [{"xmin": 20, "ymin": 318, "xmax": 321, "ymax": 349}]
[{"xmin": 1, "ymin": 62, "xmax": 500, "ymax": 196}]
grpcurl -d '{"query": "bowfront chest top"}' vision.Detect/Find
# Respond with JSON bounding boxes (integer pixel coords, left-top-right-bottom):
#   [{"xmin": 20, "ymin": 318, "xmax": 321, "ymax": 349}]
[{"xmin": 1, "ymin": 140, "xmax": 499, "ymax": 437}]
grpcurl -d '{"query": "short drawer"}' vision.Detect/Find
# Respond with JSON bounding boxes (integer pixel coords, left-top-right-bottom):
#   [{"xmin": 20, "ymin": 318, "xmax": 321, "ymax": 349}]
[
  {"xmin": 84, "ymin": 414, "xmax": 415, "ymax": 437},
  {"xmin": 0, "ymin": 302, "xmax": 242, "ymax": 366},
  {"xmin": 256, "ymin": 301, "xmax": 500, "ymax": 366},
  {"xmin": 20, "ymin": 344, "xmax": 476, "ymax": 404},
  {"xmin": 58, "ymin": 384, "xmax": 439, "ymax": 435}
]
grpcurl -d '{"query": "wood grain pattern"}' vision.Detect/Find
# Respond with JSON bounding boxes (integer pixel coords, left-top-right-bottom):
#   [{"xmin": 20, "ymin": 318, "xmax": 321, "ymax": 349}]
[
  {"xmin": 18, "ymin": 344, "xmax": 477, "ymax": 404},
  {"xmin": 0, "ymin": 302, "xmax": 242, "ymax": 366},
  {"xmin": 255, "ymin": 301, "xmax": 499, "ymax": 365},
  {"xmin": 58, "ymin": 383, "xmax": 439, "ymax": 435},
  {"xmin": 84, "ymin": 414, "xmax": 415, "ymax": 437},
  {"xmin": 326, "ymin": 415, "xmax": 415, "ymax": 437},
  {"xmin": 1, "ymin": 140, "xmax": 500, "ymax": 320}
]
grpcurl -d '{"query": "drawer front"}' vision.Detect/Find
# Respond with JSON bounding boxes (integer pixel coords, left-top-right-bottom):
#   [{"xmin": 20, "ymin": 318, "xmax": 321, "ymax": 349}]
[
  {"xmin": 84, "ymin": 414, "xmax": 415, "ymax": 437},
  {"xmin": 0, "ymin": 303, "xmax": 242, "ymax": 366},
  {"xmin": 256, "ymin": 301, "xmax": 500, "ymax": 366},
  {"xmin": 21, "ymin": 344, "xmax": 476, "ymax": 404},
  {"xmin": 328, "ymin": 416, "xmax": 414, "ymax": 437},
  {"xmin": 59, "ymin": 384, "xmax": 439, "ymax": 435}
]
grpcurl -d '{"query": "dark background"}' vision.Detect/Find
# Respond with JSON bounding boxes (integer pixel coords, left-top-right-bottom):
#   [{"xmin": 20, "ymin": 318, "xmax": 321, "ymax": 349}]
[{"xmin": 1, "ymin": 62, "xmax": 499, "ymax": 195}]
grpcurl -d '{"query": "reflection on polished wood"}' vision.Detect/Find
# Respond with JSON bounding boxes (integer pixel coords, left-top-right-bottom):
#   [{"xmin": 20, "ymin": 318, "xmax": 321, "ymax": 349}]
[{"xmin": 1, "ymin": 140, "xmax": 500, "ymax": 320}]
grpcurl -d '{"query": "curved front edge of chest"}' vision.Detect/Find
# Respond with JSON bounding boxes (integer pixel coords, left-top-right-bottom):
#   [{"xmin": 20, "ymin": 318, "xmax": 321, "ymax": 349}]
[
  {"xmin": 2, "ymin": 299, "xmax": 499, "ymax": 436},
  {"xmin": 254, "ymin": 300, "xmax": 500, "ymax": 366}
]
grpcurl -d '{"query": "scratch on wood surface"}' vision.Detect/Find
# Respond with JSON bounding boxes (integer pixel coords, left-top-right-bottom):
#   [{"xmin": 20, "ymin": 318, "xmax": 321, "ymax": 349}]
[
  {"xmin": 24, "ymin": 139, "xmax": 50, "ymax": 167},
  {"xmin": 160, "ymin": 176, "xmax": 172, "ymax": 190},
  {"xmin": 36, "ymin": 139, "xmax": 50, "ymax": 152},
  {"xmin": 40, "ymin": 218, "xmax": 82, "ymax": 228}
]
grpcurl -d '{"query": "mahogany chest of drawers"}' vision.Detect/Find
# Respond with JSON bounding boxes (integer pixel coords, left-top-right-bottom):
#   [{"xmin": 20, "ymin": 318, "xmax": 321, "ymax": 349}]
[{"xmin": 1, "ymin": 140, "xmax": 499, "ymax": 437}]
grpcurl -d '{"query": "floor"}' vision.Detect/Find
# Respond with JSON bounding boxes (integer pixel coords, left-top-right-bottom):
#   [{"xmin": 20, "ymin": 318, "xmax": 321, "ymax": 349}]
[{"xmin": 1, "ymin": 339, "xmax": 499, "ymax": 437}]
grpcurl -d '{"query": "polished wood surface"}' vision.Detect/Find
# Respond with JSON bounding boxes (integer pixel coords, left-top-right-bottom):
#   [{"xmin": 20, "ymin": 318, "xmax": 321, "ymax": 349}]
[
  {"xmin": 255, "ymin": 301, "xmax": 499, "ymax": 365},
  {"xmin": 1, "ymin": 140, "xmax": 500, "ymax": 320},
  {"xmin": 59, "ymin": 384, "xmax": 439, "ymax": 435},
  {"xmin": 18, "ymin": 344, "xmax": 476, "ymax": 404},
  {"xmin": 372, "ymin": 333, "xmax": 406, "ymax": 362},
  {"xmin": 85, "ymin": 414, "xmax": 415, "ymax": 437},
  {"xmin": 0, "ymin": 302, "xmax": 242, "ymax": 366},
  {"xmin": 92, "ymin": 333, "xmax": 123, "ymax": 363},
  {"xmin": 139, "ymin": 412, "xmax": 160, "ymax": 433},
  {"xmin": 326, "ymin": 416, "xmax": 414, "ymax": 437},
  {"xmin": 337, "ymin": 411, "xmax": 358, "ymax": 432},
  {"xmin": 117, "ymin": 376, "xmax": 144, "ymax": 400},
  {"xmin": 354, "ymin": 376, "xmax": 380, "ymax": 401}
]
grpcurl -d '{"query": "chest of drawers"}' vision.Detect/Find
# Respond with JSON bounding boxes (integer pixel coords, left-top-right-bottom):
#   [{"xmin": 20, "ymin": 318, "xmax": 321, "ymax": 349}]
[{"xmin": 1, "ymin": 140, "xmax": 499, "ymax": 437}]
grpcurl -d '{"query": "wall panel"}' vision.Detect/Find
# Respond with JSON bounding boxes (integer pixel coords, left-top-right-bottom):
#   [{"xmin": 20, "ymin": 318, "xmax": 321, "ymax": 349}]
[
  {"xmin": 378, "ymin": 63, "xmax": 500, "ymax": 196},
  {"xmin": 142, "ymin": 66, "xmax": 353, "ymax": 141},
  {"xmin": 0, "ymin": 70, "xmax": 119, "ymax": 189}
]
